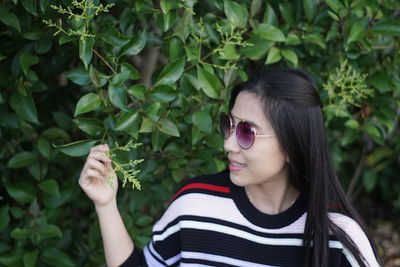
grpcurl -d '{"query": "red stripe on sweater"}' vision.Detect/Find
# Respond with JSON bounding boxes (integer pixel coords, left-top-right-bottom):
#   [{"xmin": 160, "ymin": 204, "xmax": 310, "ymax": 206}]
[
  {"xmin": 327, "ymin": 204, "xmax": 343, "ymax": 211},
  {"xmin": 171, "ymin": 183, "xmax": 231, "ymax": 201}
]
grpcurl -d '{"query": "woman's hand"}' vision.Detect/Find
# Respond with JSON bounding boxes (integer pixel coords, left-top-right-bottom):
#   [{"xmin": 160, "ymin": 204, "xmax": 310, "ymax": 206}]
[{"xmin": 79, "ymin": 144, "xmax": 118, "ymax": 207}]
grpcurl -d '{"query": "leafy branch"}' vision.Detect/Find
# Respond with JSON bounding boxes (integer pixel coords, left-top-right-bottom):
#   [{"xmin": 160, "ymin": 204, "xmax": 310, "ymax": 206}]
[
  {"xmin": 104, "ymin": 140, "xmax": 144, "ymax": 190},
  {"xmin": 323, "ymin": 60, "xmax": 374, "ymax": 119},
  {"xmin": 43, "ymin": 0, "xmax": 114, "ymax": 38}
]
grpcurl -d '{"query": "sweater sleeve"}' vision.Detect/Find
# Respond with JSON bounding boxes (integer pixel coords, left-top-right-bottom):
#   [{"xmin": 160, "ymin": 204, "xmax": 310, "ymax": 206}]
[
  {"xmin": 119, "ymin": 193, "xmax": 186, "ymax": 266},
  {"xmin": 329, "ymin": 213, "xmax": 380, "ymax": 267},
  {"xmin": 120, "ymin": 247, "xmax": 146, "ymax": 267}
]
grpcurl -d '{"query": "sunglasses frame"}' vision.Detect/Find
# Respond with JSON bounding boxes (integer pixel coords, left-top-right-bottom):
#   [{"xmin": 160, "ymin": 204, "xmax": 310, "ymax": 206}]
[{"xmin": 220, "ymin": 113, "xmax": 275, "ymax": 150}]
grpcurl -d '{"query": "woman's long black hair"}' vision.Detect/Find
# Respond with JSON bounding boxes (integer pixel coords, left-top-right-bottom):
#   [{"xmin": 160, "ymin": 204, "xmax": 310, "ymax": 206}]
[{"xmin": 228, "ymin": 68, "xmax": 380, "ymax": 266}]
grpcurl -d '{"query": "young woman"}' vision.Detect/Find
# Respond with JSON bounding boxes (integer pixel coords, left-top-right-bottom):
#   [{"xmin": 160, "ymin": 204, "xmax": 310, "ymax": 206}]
[{"xmin": 79, "ymin": 68, "xmax": 380, "ymax": 266}]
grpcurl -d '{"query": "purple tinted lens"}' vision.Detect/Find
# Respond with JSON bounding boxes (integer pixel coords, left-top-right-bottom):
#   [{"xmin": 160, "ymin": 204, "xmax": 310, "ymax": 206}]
[
  {"xmin": 220, "ymin": 114, "xmax": 232, "ymax": 139},
  {"xmin": 236, "ymin": 121, "xmax": 255, "ymax": 149}
]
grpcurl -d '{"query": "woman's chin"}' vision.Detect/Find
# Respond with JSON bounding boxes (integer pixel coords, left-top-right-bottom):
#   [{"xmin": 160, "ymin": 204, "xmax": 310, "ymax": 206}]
[{"xmin": 229, "ymin": 171, "xmax": 247, "ymax": 187}]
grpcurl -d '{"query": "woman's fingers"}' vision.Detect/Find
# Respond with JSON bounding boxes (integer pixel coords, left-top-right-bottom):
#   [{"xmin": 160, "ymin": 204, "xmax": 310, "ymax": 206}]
[
  {"xmin": 90, "ymin": 144, "xmax": 109, "ymax": 153},
  {"xmin": 86, "ymin": 158, "xmax": 107, "ymax": 175},
  {"xmin": 88, "ymin": 151, "xmax": 112, "ymax": 163}
]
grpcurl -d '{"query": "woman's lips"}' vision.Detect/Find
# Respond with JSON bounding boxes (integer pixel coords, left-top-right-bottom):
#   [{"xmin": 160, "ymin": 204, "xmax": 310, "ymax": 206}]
[{"xmin": 228, "ymin": 159, "xmax": 246, "ymax": 171}]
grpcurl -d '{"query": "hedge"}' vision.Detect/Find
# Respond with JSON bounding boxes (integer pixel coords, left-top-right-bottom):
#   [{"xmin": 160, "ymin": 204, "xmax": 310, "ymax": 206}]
[{"xmin": 0, "ymin": 0, "xmax": 399, "ymax": 265}]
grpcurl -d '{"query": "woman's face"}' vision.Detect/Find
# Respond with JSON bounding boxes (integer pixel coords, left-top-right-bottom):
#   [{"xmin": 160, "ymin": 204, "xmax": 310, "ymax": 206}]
[{"xmin": 224, "ymin": 91, "xmax": 289, "ymax": 187}]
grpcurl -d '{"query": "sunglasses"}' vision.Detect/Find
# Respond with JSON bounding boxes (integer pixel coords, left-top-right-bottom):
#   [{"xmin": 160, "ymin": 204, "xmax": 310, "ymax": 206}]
[{"xmin": 219, "ymin": 113, "xmax": 275, "ymax": 150}]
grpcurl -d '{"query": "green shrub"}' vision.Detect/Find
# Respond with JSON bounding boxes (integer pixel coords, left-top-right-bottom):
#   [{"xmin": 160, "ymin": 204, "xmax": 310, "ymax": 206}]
[{"xmin": 0, "ymin": 0, "xmax": 399, "ymax": 265}]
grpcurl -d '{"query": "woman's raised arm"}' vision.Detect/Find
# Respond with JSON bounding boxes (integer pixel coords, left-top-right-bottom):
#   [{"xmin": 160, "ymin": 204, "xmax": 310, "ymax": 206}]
[{"xmin": 79, "ymin": 144, "xmax": 134, "ymax": 267}]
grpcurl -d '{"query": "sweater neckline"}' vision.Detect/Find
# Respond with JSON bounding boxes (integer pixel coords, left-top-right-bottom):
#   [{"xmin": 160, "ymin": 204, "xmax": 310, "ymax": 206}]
[{"xmin": 228, "ymin": 173, "xmax": 306, "ymax": 229}]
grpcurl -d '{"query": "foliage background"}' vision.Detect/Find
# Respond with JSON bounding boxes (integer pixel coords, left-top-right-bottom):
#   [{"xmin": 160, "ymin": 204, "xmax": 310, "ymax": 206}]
[{"xmin": 0, "ymin": 0, "xmax": 399, "ymax": 265}]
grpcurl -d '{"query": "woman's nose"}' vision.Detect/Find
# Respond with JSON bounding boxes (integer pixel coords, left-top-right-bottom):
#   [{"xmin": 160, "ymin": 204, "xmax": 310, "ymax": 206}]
[{"xmin": 223, "ymin": 131, "xmax": 240, "ymax": 153}]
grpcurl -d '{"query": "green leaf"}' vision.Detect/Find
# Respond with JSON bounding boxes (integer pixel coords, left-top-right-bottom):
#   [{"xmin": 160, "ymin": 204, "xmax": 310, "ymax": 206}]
[
  {"xmin": 156, "ymin": 57, "xmax": 186, "ymax": 85},
  {"xmin": 197, "ymin": 66, "xmax": 221, "ymax": 99},
  {"xmin": 240, "ymin": 38, "xmax": 273, "ymax": 60},
  {"xmin": 42, "ymin": 127, "xmax": 69, "ymax": 140},
  {"xmin": 169, "ymin": 38, "xmax": 184, "ymax": 61},
  {"xmin": 4, "ymin": 180, "xmax": 36, "ymax": 204},
  {"xmin": 115, "ymin": 111, "xmax": 141, "ymax": 139},
  {"xmin": 54, "ymin": 140, "xmax": 97, "ymax": 157},
  {"xmin": 158, "ymin": 118, "xmax": 180, "ymax": 137},
  {"xmin": 122, "ymin": 31, "xmax": 147, "ymax": 56},
  {"xmin": 281, "ymin": 49, "xmax": 298, "ymax": 67},
  {"xmin": 262, "ymin": 3, "xmax": 278, "ymax": 25},
  {"xmin": 66, "ymin": 68, "xmax": 91, "ymax": 86},
  {"xmin": 362, "ymin": 170, "xmax": 377, "ymax": 193},
  {"xmin": 250, "ymin": 0, "xmax": 262, "ymax": 17},
  {"xmin": 304, "ymin": 33, "xmax": 326, "ymax": 49},
  {"xmin": 74, "ymin": 93, "xmax": 102, "ymax": 117},
  {"xmin": 192, "ymin": 109, "xmax": 212, "ymax": 134},
  {"xmin": 345, "ymin": 119, "xmax": 360, "ymax": 130},
  {"xmin": 347, "ymin": 22, "xmax": 367, "ymax": 44},
  {"xmin": 73, "ymin": 118, "xmax": 104, "ymax": 136},
  {"xmin": 42, "ymin": 248, "xmax": 75, "ymax": 267},
  {"xmin": 0, "ymin": 10, "xmax": 21, "ymax": 32},
  {"xmin": 192, "ymin": 126, "xmax": 204, "ymax": 146},
  {"xmin": 327, "ymin": 10, "xmax": 339, "ymax": 21},
  {"xmin": 111, "ymin": 72, "xmax": 130, "ymax": 86},
  {"xmin": 219, "ymin": 44, "xmax": 240, "ymax": 60},
  {"xmin": 146, "ymin": 102, "xmax": 161, "ymax": 122},
  {"xmin": 160, "ymin": 0, "xmax": 173, "ymax": 14},
  {"xmin": 37, "ymin": 137, "xmax": 51, "ymax": 158},
  {"xmin": 254, "ymin": 23, "xmax": 286, "ymax": 42},
  {"xmin": 372, "ymin": 19, "xmax": 400, "ymax": 36},
  {"xmin": 265, "ymin": 47, "xmax": 281, "ymax": 65},
  {"xmin": 174, "ymin": 9, "xmax": 192, "ymax": 42},
  {"xmin": 285, "ymin": 33, "xmax": 301, "ymax": 46},
  {"xmin": 279, "ymin": 3, "xmax": 295, "ymax": 25},
  {"xmin": 151, "ymin": 85, "xmax": 178, "ymax": 102},
  {"xmin": 139, "ymin": 117, "xmax": 154, "ymax": 133},
  {"xmin": 19, "ymin": 53, "xmax": 39, "ymax": 76},
  {"xmin": 0, "ymin": 249, "xmax": 24, "ymax": 266},
  {"xmin": 22, "ymin": 0, "xmax": 37, "ymax": 16},
  {"xmin": 23, "ymin": 28, "xmax": 43, "ymax": 41},
  {"xmin": 325, "ymin": 0, "xmax": 345, "ymax": 14},
  {"xmin": 23, "ymin": 250, "xmax": 39, "ymax": 267},
  {"xmin": 108, "ymin": 84, "xmax": 128, "ymax": 111},
  {"xmin": 40, "ymin": 0, "xmax": 49, "ymax": 13},
  {"xmin": 364, "ymin": 124, "xmax": 381, "ymax": 139},
  {"xmin": 10, "ymin": 92, "xmax": 39, "ymax": 124},
  {"xmin": 79, "ymin": 37, "xmax": 95, "ymax": 69},
  {"xmin": 38, "ymin": 179, "xmax": 60, "ymax": 196},
  {"xmin": 158, "ymin": 10, "xmax": 178, "ymax": 31},
  {"xmin": 98, "ymin": 27, "xmax": 130, "ymax": 47},
  {"xmin": 368, "ymin": 70, "xmax": 394, "ymax": 93},
  {"xmin": 7, "ymin": 151, "xmax": 37, "ymax": 168},
  {"xmin": 0, "ymin": 206, "xmax": 10, "ymax": 232},
  {"xmin": 224, "ymin": 0, "xmax": 249, "ymax": 28},
  {"xmin": 89, "ymin": 66, "xmax": 107, "ymax": 87},
  {"xmin": 128, "ymin": 84, "xmax": 146, "ymax": 101},
  {"xmin": 303, "ymin": 0, "xmax": 316, "ymax": 22},
  {"xmin": 120, "ymin": 62, "xmax": 140, "ymax": 80},
  {"xmin": 136, "ymin": 215, "xmax": 153, "ymax": 226},
  {"xmin": 11, "ymin": 228, "xmax": 31, "ymax": 239},
  {"xmin": 40, "ymin": 224, "xmax": 63, "ymax": 239},
  {"xmin": 29, "ymin": 199, "xmax": 40, "ymax": 218}
]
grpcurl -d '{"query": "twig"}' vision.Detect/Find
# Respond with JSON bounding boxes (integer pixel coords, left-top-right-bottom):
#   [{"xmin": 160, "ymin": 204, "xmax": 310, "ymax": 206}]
[
  {"xmin": 92, "ymin": 48, "xmax": 117, "ymax": 75},
  {"xmin": 371, "ymin": 45, "xmax": 394, "ymax": 50},
  {"xmin": 347, "ymin": 156, "xmax": 366, "ymax": 199}
]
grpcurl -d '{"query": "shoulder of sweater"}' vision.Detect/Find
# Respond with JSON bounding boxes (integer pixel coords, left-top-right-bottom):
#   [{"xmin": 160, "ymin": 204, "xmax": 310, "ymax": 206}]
[
  {"xmin": 169, "ymin": 170, "xmax": 231, "ymax": 202},
  {"xmin": 328, "ymin": 212, "xmax": 379, "ymax": 267}
]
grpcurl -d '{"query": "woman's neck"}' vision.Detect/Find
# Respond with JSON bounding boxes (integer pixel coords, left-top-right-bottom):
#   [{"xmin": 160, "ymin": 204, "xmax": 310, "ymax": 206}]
[{"xmin": 245, "ymin": 180, "xmax": 300, "ymax": 215}]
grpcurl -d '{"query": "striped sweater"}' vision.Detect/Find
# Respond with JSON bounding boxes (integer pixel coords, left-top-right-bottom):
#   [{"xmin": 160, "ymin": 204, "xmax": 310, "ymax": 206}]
[{"xmin": 121, "ymin": 171, "xmax": 379, "ymax": 266}]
